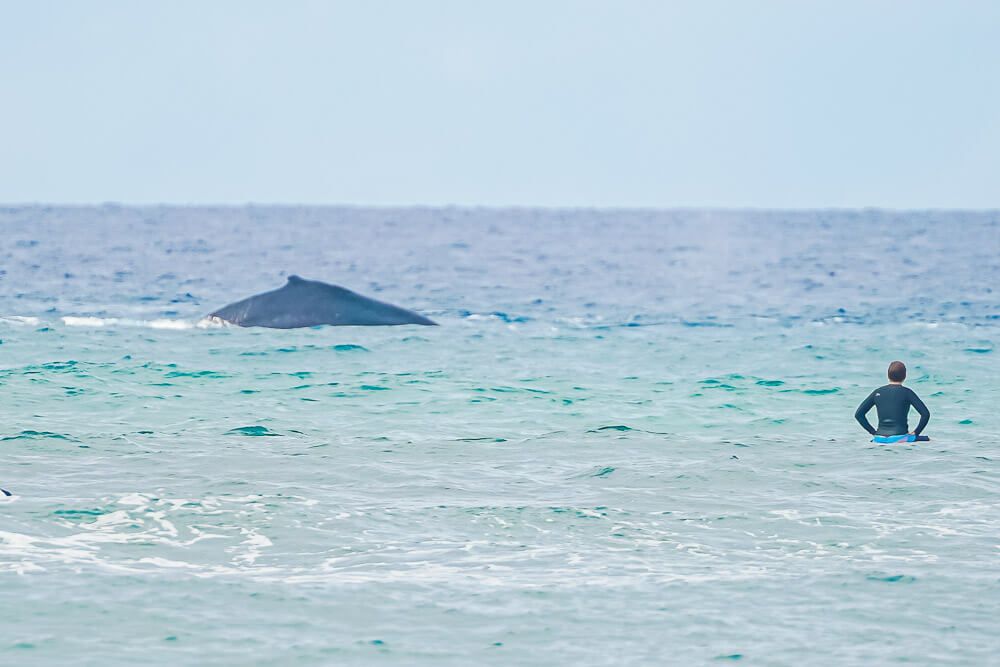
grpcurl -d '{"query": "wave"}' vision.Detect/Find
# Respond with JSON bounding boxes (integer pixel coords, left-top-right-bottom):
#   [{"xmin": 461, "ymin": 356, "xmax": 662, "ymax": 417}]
[
  {"xmin": 460, "ymin": 310, "xmax": 530, "ymax": 323},
  {"xmin": 60, "ymin": 316, "xmax": 225, "ymax": 330},
  {"xmin": 0, "ymin": 315, "xmax": 41, "ymax": 326},
  {"xmin": 2, "ymin": 314, "xmax": 231, "ymax": 330}
]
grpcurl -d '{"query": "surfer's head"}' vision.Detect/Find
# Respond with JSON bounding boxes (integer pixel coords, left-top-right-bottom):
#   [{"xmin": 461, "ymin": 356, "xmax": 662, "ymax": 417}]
[{"xmin": 887, "ymin": 360, "xmax": 906, "ymax": 383}]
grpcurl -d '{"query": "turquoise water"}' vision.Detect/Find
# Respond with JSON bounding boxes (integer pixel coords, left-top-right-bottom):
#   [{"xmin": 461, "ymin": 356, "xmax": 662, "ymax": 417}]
[{"xmin": 1, "ymin": 207, "xmax": 998, "ymax": 665}]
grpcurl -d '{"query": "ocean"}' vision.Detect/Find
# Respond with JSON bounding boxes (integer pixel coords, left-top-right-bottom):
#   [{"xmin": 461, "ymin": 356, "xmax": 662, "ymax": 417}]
[{"xmin": 1, "ymin": 206, "xmax": 998, "ymax": 665}]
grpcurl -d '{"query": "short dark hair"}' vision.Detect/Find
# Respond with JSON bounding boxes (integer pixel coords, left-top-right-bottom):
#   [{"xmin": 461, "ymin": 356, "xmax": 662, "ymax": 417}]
[{"xmin": 887, "ymin": 361, "xmax": 906, "ymax": 382}]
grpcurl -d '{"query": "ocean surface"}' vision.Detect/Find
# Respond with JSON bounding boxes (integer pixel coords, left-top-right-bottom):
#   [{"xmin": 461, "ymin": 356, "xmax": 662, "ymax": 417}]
[{"xmin": 1, "ymin": 206, "xmax": 998, "ymax": 666}]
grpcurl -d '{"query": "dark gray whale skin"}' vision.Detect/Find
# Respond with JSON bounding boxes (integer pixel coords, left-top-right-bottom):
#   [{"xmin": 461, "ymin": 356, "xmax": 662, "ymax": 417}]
[{"xmin": 208, "ymin": 276, "xmax": 437, "ymax": 328}]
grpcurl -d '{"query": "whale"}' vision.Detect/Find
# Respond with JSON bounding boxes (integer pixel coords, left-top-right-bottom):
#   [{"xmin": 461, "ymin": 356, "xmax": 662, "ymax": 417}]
[
  {"xmin": 1, "ymin": 488, "xmax": 10, "ymax": 497},
  {"xmin": 207, "ymin": 275, "xmax": 437, "ymax": 328}
]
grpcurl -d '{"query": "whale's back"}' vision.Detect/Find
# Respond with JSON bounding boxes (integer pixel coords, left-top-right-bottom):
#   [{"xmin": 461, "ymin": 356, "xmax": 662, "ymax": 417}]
[{"xmin": 209, "ymin": 276, "xmax": 436, "ymax": 328}]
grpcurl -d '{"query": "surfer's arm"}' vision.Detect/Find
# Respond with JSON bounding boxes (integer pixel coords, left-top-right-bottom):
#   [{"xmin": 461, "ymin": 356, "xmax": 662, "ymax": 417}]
[
  {"xmin": 854, "ymin": 391, "xmax": 877, "ymax": 435},
  {"xmin": 908, "ymin": 389, "xmax": 930, "ymax": 435}
]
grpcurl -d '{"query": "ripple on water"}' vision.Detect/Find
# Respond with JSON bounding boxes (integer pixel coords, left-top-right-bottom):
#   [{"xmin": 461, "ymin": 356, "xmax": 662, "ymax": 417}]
[
  {"xmin": 1, "ymin": 430, "xmax": 79, "ymax": 442},
  {"xmin": 226, "ymin": 426, "xmax": 282, "ymax": 437}
]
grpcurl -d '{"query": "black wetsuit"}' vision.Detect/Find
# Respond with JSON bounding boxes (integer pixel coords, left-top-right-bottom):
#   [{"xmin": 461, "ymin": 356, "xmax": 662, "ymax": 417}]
[{"xmin": 854, "ymin": 384, "xmax": 930, "ymax": 436}]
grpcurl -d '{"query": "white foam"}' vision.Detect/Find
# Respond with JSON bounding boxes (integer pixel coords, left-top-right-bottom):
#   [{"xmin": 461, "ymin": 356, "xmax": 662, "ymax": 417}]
[
  {"xmin": 61, "ymin": 316, "xmax": 113, "ymax": 327},
  {"xmin": 137, "ymin": 556, "xmax": 201, "ymax": 569},
  {"xmin": 243, "ymin": 532, "xmax": 273, "ymax": 549},
  {"xmin": 147, "ymin": 318, "xmax": 195, "ymax": 330},
  {"xmin": 60, "ymin": 316, "xmax": 206, "ymax": 330},
  {"xmin": 117, "ymin": 493, "xmax": 153, "ymax": 507},
  {"xmin": 0, "ymin": 315, "xmax": 41, "ymax": 326}
]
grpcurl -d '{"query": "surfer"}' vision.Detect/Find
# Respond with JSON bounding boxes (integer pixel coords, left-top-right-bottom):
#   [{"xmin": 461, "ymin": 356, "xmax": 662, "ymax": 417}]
[{"xmin": 854, "ymin": 361, "xmax": 931, "ymax": 442}]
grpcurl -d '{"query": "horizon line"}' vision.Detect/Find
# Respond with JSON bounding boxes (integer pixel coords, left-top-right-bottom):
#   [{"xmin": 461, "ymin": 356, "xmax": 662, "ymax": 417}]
[{"xmin": 3, "ymin": 202, "xmax": 1000, "ymax": 213}]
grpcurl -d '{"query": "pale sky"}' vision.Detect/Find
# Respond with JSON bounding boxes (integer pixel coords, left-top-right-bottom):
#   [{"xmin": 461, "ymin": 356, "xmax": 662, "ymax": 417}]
[{"xmin": 1, "ymin": 0, "xmax": 998, "ymax": 207}]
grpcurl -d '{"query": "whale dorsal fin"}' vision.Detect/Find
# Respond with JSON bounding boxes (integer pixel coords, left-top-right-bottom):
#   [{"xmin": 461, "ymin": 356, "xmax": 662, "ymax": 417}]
[{"xmin": 286, "ymin": 275, "xmax": 305, "ymax": 285}]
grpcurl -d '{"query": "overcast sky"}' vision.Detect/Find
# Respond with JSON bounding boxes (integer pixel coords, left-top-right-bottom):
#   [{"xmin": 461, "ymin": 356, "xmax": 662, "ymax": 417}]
[{"xmin": 1, "ymin": 1, "xmax": 998, "ymax": 207}]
